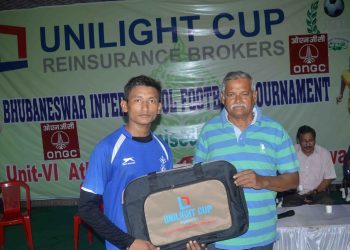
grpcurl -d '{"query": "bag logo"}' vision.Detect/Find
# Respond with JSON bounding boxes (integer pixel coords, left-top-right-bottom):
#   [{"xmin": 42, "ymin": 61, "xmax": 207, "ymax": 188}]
[
  {"xmin": 177, "ymin": 196, "xmax": 191, "ymax": 210},
  {"xmin": 260, "ymin": 143, "xmax": 266, "ymax": 153},
  {"xmin": 163, "ymin": 195, "xmax": 213, "ymax": 226}
]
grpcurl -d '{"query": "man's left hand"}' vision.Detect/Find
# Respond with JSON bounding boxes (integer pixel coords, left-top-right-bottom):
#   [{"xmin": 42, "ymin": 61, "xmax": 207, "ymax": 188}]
[{"xmin": 233, "ymin": 170, "xmax": 264, "ymax": 189}]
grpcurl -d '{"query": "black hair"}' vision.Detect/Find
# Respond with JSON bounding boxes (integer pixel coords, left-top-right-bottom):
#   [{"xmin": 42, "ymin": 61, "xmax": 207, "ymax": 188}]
[
  {"xmin": 124, "ymin": 75, "xmax": 161, "ymax": 101},
  {"xmin": 296, "ymin": 125, "xmax": 316, "ymax": 142}
]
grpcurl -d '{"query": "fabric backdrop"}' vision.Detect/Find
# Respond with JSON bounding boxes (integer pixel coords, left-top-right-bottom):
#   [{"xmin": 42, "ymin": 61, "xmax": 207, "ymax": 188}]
[{"xmin": 1, "ymin": 0, "xmax": 349, "ymax": 199}]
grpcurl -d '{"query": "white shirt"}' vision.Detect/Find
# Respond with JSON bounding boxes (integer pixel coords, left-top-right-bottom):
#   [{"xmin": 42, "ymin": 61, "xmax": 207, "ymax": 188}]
[{"xmin": 295, "ymin": 144, "xmax": 336, "ymax": 194}]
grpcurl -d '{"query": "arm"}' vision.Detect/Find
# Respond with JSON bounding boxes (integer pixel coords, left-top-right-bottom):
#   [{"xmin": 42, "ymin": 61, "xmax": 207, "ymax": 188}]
[
  {"xmin": 78, "ymin": 190, "xmax": 135, "ymax": 248},
  {"xmin": 315, "ymin": 179, "xmax": 334, "ymax": 193},
  {"xmin": 79, "ymin": 190, "xmax": 158, "ymax": 250},
  {"xmin": 234, "ymin": 171, "xmax": 299, "ymax": 192},
  {"xmin": 79, "ymin": 189, "xmax": 198, "ymax": 250},
  {"xmin": 312, "ymin": 147, "xmax": 336, "ymax": 193},
  {"xmin": 336, "ymin": 78, "xmax": 346, "ymax": 103}
]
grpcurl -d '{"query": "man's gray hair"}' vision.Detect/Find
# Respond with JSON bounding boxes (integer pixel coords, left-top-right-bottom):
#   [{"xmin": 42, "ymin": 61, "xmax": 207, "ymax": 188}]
[{"xmin": 222, "ymin": 71, "xmax": 256, "ymax": 92}]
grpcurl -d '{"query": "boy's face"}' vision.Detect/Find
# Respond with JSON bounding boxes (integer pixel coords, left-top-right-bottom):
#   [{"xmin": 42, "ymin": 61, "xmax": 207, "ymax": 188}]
[{"xmin": 121, "ymin": 85, "xmax": 161, "ymax": 126}]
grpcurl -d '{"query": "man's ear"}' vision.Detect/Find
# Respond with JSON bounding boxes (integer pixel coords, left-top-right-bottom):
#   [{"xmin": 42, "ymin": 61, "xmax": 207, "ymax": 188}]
[
  {"xmin": 220, "ymin": 92, "xmax": 225, "ymax": 105},
  {"xmin": 121, "ymin": 99, "xmax": 128, "ymax": 113},
  {"xmin": 253, "ymin": 90, "xmax": 257, "ymax": 103}
]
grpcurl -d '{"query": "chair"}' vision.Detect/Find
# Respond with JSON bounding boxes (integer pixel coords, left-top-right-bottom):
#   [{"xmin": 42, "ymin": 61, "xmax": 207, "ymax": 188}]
[
  {"xmin": 73, "ymin": 188, "xmax": 103, "ymax": 250},
  {"xmin": 73, "ymin": 213, "xmax": 94, "ymax": 250},
  {"xmin": 0, "ymin": 180, "xmax": 33, "ymax": 250}
]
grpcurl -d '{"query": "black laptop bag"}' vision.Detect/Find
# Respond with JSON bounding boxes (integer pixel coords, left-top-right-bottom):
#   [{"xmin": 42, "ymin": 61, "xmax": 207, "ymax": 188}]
[{"xmin": 122, "ymin": 160, "xmax": 248, "ymax": 250}]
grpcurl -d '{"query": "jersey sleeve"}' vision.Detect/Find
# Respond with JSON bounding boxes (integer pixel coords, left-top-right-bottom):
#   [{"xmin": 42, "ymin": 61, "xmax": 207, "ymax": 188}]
[{"xmin": 82, "ymin": 141, "xmax": 111, "ymax": 195}]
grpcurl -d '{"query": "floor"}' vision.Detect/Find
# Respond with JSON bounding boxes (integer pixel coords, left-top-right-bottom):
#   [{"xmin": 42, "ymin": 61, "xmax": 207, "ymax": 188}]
[
  {"xmin": 2, "ymin": 190, "xmax": 349, "ymax": 250},
  {"xmin": 3, "ymin": 206, "xmax": 104, "ymax": 250}
]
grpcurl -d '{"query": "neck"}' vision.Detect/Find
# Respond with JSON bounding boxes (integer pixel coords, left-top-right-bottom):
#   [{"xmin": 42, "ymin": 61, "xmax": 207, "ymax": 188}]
[
  {"xmin": 302, "ymin": 150, "xmax": 314, "ymax": 156},
  {"xmin": 229, "ymin": 113, "xmax": 254, "ymax": 131},
  {"xmin": 125, "ymin": 124, "xmax": 151, "ymax": 137}
]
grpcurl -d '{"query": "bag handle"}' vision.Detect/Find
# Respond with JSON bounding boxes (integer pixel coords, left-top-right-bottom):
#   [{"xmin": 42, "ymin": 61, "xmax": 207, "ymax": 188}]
[
  {"xmin": 147, "ymin": 163, "xmax": 204, "ymax": 192},
  {"xmin": 193, "ymin": 162, "xmax": 204, "ymax": 178},
  {"xmin": 147, "ymin": 171, "xmax": 158, "ymax": 193}
]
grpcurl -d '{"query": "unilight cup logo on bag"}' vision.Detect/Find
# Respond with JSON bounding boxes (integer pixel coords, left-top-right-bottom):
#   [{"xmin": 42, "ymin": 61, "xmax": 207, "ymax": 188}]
[
  {"xmin": 162, "ymin": 195, "xmax": 213, "ymax": 225},
  {"xmin": 145, "ymin": 180, "xmax": 232, "ymax": 242}
]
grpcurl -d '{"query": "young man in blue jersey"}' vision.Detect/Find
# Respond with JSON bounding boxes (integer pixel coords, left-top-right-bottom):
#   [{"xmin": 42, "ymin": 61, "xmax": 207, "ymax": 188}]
[
  {"xmin": 194, "ymin": 71, "xmax": 299, "ymax": 250},
  {"xmin": 79, "ymin": 75, "xmax": 203, "ymax": 250}
]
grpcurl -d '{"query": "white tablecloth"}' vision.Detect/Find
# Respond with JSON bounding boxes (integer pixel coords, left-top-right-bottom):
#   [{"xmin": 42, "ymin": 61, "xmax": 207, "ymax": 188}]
[{"xmin": 274, "ymin": 204, "xmax": 350, "ymax": 250}]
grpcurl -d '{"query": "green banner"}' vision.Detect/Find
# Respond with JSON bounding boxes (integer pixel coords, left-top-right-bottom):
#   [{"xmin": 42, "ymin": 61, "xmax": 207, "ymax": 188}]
[{"xmin": 1, "ymin": 0, "xmax": 349, "ymax": 199}]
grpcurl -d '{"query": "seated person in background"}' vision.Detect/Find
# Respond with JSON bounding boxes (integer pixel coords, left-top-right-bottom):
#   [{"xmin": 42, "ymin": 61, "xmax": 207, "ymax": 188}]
[{"xmin": 283, "ymin": 125, "xmax": 336, "ymax": 206}]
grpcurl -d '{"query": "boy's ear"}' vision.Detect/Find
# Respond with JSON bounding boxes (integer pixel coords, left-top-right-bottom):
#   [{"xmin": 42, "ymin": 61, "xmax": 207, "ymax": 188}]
[{"xmin": 121, "ymin": 99, "xmax": 128, "ymax": 113}]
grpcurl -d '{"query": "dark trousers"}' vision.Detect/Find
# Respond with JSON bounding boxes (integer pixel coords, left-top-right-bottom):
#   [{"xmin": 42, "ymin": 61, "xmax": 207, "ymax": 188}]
[{"xmin": 282, "ymin": 190, "xmax": 333, "ymax": 207}]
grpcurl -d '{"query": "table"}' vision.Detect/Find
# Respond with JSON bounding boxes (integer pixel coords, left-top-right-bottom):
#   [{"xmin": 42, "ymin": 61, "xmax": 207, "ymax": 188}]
[{"xmin": 274, "ymin": 204, "xmax": 350, "ymax": 250}]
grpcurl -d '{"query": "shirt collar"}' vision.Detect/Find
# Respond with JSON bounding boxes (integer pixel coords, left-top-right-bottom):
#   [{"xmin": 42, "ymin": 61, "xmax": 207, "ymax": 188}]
[{"xmin": 221, "ymin": 106, "xmax": 260, "ymax": 126}]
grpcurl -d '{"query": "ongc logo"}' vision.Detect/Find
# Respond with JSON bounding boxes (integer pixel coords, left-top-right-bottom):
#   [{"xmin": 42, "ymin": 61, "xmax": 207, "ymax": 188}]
[
  {"xmin": 289, "ymin": 34, "xmax": 329, "ymax": 75},
  {"xmin": 299, "ymin": 44, "xmax": 318, "ymax": 64},
  {"xmin": 51, "ymin": 131, "xmax": 69, "ymax": 150},
  {"xmin": 41, "ymin": 121, "xmax": 80, "ymax": 160},
  {"xmin": 293, "ymin": 44, "xmax": 326, "ymax": 74}
]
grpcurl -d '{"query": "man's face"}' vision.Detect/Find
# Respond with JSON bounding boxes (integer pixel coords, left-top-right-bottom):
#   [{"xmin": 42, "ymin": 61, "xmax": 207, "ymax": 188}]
[
  {"xmin": 299, "ymin": 132, "xmax": 316, "ymax": 156},
  {"xmin": 221, "ymin": 78, "xmax": 257, "ymax": 121},
  {"xmin": 121, "ymin": 85, "xmax": 161, "ymax": 126}
]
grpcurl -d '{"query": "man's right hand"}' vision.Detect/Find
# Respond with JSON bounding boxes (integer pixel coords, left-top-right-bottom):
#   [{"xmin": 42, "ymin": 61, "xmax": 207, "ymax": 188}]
[
  {"xmin": 129, "ymin": 239, "xmax": 159, "ymax": 250},
  {"xmin": 303, "ymin": 191, "xmax": 316, "ymax": 204}
]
